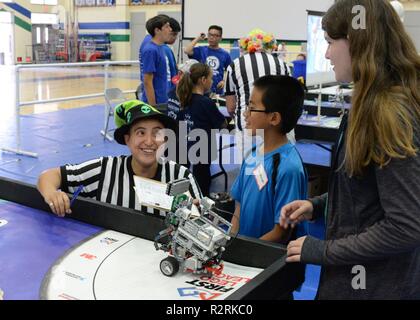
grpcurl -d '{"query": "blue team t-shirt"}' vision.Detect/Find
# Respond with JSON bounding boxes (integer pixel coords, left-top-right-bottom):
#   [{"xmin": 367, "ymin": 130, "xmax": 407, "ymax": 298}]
[
  {"xmin": 139, "ymin": 40, "xmax": 168, "ymax": 104},
  {"xmin": 140, "ymin": 34, "xmax": 177, "ymax": 94},
  {"xmin": 163, "ymin": 45, "xmax": 178, "ymax": 93},
  {"xmin": 167, "ymin": 87, "xmax": 181, "ymax": 120},
  {"xmin": 139, "ymin": 34, "xmax": 152, "ymax": 60},
  {"xmin": 231, "ymin": 143, "xmax": 308, "ymax": 239},
  {"xmin": 189, "ymin": 46, "xmax": 232, "ymax": 95},
  {"xmin": 178, "ymin": 94, "xmax": 225, "ymax": 133},
  {"xmin": 177, "ymin": 94, "xmax": 225, "ymax": 162}
]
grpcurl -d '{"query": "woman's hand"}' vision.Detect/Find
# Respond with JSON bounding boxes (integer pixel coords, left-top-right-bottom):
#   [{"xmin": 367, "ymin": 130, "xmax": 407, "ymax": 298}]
[
  {"xmin": 279, "ymin": 200, "xmax": 314, "ymax": 229},
  {"xmin": 286, "ymin": 236, "xmax": 307, "ymax": 263}
]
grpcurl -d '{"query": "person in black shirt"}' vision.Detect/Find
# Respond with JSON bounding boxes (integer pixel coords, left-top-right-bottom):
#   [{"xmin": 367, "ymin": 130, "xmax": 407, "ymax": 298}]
[
  {"xmin": 166, "ymin": 59, "xmax": 199, "ymax": 121},
  {"xmin": 176, "ymin": 62, "xmax": 227, "ymax": 196}
]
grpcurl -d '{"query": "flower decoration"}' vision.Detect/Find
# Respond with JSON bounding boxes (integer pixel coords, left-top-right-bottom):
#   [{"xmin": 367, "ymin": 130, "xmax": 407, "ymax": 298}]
[{"xmin": 239, "ymin": 28, "xmax": 277, "ymax": 54}]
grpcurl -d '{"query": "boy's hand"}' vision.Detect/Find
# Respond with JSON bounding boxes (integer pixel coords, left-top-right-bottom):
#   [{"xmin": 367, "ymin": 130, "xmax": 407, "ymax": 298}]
[
  {"xmin": 44, "ymin": 190, "xmax": 71, "ymax": 217},
  {"xmin": 279, "ymin": 200, "xmax": 313, "ymax": 229}
]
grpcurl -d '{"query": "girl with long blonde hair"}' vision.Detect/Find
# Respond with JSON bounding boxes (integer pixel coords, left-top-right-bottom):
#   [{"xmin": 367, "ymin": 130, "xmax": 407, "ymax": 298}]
[{"xmin": 280, "ymin": 0, "xmax": 420, "ymax": 299}]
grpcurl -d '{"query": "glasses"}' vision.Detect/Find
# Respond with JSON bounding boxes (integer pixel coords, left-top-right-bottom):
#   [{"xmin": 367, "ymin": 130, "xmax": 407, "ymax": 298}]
[
  {"xmin": 208, "ymin": 33, "xmax": 221, "ymax": 38},
  {"xmin": 244, "ymin": 105, "xmax": 270, "ymax": 114}
]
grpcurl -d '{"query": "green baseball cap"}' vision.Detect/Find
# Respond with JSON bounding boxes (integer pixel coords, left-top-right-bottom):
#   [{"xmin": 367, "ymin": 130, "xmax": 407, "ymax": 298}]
[{"xmin": 113, "ymin": 100, "xmax": 177, "ymax": 145}]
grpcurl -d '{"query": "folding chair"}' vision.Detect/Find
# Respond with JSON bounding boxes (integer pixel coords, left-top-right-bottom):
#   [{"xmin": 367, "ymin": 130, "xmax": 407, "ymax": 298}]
[
  {"xmin": 135, "ymin": 84, "xmax": 142, "ymax": 100},
  {"xmin": 100, "ymin": 88, "xmax": 127, "ymax": 141},
  {"xmin": 135, "ymin": 83, "xmax": 167, "ymax": 113}
]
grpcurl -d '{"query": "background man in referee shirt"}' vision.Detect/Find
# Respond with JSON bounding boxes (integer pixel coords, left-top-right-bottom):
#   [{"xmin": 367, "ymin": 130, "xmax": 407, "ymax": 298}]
[
  {"xmin": 224, "ymin": 29, "xmax": 293, "ymax": 155},
  {"xmin": 37, "ymin": 100, "xmax": 202, "ymax": 218}
]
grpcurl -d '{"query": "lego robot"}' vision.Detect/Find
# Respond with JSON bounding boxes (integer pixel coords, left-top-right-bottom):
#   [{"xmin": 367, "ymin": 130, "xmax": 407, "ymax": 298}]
[{"xmin": 154, "ymin": 194, "xmax": 232, "ymax": 277}]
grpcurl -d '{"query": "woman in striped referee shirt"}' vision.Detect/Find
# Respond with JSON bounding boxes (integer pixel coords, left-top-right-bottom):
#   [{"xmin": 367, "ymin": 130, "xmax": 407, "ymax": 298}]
[{"xmin": 37, "ymin": 100, "xmax": 202, "ymax": 218}]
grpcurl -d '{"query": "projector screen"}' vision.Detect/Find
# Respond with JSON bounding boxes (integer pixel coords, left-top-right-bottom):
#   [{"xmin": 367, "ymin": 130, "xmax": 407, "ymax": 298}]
[
  {"xmin": 182, "ymin": 0, "xmax": 335, "ymax": 41},
  {"xmin": 305, "ymin": 11, "xmax": 336, "ymax": 87}
]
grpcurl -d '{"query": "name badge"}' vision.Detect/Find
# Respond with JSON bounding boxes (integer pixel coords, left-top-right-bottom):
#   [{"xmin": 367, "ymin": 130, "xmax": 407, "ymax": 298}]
[{"xmin": 253, "ymin": 164, "xmax": 268, "ymax": 191}]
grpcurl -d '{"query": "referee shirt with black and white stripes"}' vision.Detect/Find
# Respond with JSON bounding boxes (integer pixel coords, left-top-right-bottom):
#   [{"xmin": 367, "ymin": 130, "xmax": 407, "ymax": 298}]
[
  {"xmin": 224, "ymin": 52, "xmax": 290, "ymax": 131},
  {"xmin": 60, "ymin": 155, "xmax": 202, "ymax": 217}
]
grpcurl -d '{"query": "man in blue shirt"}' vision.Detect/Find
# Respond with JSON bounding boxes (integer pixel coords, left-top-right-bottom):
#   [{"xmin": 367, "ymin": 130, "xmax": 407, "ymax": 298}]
[
  {"xmin": 139, "ymin": 15, "xmax": 172, "ymax": 106},
  {"xmin": 184, "ymin": 25, "xmax": 232, "ymax": 95},
  {"xmin": 230, "ymin": 75, "xmax": 307, "ymax": 243}
]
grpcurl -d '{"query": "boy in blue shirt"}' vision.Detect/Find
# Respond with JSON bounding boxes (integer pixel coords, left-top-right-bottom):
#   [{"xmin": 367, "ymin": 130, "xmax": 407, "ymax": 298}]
[
  {"xmin": 184, "ymin": 25, "xmax": 232, "ymax": 95},
  {"xmin": 163, "ymin": 18, "xmax": 181, "ymax": 93},
  {"xmin": 139, "ymin": 15, "xmax": 172, "ymax": 106},
  {"xmin": 139, "ymin": 17, "xmax": 181, "ymax": 95},
  {"xmin": 230, "ymin": 75, "xmax": 307, "ymax": 243}
]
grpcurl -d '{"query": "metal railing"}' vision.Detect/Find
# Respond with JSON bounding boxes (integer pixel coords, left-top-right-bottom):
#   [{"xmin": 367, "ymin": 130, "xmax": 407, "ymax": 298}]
[{"xmin": 2, "ymin": 60, "xmax": 140, "ymax": 158}]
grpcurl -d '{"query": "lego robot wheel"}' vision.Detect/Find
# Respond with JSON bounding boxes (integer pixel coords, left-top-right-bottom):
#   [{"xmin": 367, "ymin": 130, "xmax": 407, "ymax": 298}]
[{"xmin": 160, "ymin": 256, "xmax": 180, "ymax": 277}]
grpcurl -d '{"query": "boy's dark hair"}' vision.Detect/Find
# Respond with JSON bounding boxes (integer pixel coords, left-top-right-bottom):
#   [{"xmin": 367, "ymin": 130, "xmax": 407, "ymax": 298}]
[
  {"xmin": 253, "ymin": 75, "xmax": 304, "ymax": 134},
  {"xmin": 169, "ymin": 18, "xmax": 181, "ymax": 33},
  {"xmin": 297, "ymin": 53, "xmax": 306, "ymax": 60},
  {"xmin": 208, "ymin": 25, "xmax": 223, "ymax": 36},
  {"xmin": 146, "ymin": 15, "xmax": 171, "ymax": 37}
]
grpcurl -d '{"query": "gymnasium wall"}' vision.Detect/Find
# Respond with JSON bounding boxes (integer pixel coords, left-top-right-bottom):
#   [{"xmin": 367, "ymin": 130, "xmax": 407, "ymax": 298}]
[
  {"xmin": 76, "ymin": 0, "xmax": 129, "ymax": 61},
  {"xmin": 0, "ymin": 0, "xmax": 42, "ymax": 63},
  {"xmin": 76, "ymin": 0, "xmax": 181, "ymax": 61},
  {"xmin": 4, "ymin": 1, "xmax": 419, "ymax": 64},
  {"xmin": 75, "ymin": 0, "xmax": 420, "ymax": 61},
  {"xmin": 0, "ymin": 0, "xmax": 182, "ymax": 63},
  {"xmin": 183, "ymin": 0, "xmax": 334, "ymax": 41}
]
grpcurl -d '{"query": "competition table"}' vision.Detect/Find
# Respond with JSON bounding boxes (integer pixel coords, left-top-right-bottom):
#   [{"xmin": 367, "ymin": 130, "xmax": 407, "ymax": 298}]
[
  {"xmin": 296, "ymin": 115, "xmax": 342, "ymax": 144},
  {"xmin": 0, "ymin": 178, "xmax": 304, "ymax": 300}
]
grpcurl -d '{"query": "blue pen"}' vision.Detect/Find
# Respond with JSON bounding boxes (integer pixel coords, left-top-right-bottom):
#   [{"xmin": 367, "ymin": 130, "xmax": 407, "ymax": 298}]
[{"xmin": 70, "ymin": 185, "xmax": 84, "ymax": 207}]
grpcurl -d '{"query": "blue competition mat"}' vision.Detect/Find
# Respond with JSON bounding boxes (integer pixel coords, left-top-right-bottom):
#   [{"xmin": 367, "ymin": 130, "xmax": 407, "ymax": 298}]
[{"xmin": 0, "ymin": 199, "xmax": 101, "ymax": 300}]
